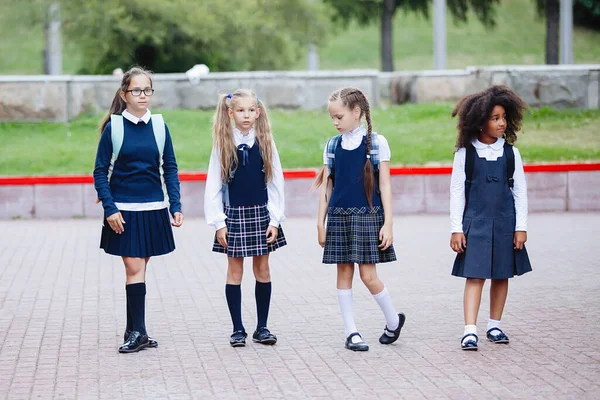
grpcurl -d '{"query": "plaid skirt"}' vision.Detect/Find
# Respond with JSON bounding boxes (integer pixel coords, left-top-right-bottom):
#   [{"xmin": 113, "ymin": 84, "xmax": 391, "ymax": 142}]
[
  {"xmin": 212, "ymin": 203, "xmax": 287, "ymax": 258},
  {"xmin": 323, "ymin": 207, "xmax": 396, "ymax": 265}
]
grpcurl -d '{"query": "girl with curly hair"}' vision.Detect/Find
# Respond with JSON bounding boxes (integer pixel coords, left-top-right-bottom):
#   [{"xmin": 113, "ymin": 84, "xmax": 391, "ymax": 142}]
[{"xmin": 449, "ymin": 85, "xmax": 532, "ymax": 351}]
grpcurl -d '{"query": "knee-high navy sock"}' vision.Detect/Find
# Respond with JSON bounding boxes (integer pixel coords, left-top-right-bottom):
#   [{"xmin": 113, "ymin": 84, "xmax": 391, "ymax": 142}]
[
  {"xmin": 225, "ymin": 284, "xmax": 244, "ymax": 332},
  {"xmin": 126, "ymin": 285, "xmax": 133, "ymax": 332},
  {"xmin": 126, "ymin": 282, "xmax": 147, "ymax": 336},
  {"xmin": 255, "ymin": 281, "xmax": 272, "ymax": 330}
]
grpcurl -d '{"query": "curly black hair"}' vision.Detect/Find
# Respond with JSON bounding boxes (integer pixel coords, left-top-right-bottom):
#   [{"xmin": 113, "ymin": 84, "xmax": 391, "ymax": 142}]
[{"xmin": 452, "ymin": 85, "xmax": 528, "ymax": 150}]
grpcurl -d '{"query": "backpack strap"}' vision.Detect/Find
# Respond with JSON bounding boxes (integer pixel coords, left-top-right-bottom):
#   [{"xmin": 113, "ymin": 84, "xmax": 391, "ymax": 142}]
[
  {"xmin": 326, "ymin": 134, "xmax": 343, "ymax": 186},
  {"xmin": 369, "ymin": 132, "xmax": 380, "ymax": 170},
  {"xmin": 150, "ymin": 114, "xmax": 168, "ymax": 201},
  {"xmin": 107, "ymin": 114, "xmax": 125, "ymax": 182},
  {"xmin": 151, "ymin": 114, "xmax": 166, "ymax": 161},
  {"xmin": 464, "ymin": 144, "xmax": 476, "ymax": 208},
  {"xmin": 504, "ymin": 142, "xmax": 515, "ymax": 189}
]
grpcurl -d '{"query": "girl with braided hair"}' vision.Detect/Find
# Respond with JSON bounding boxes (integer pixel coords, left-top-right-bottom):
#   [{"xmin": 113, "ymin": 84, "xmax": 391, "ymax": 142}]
[
  {"xmin": 315, "ymin": 87, "xmax": 405, "ymax": 351},
  {"xmin": 449, "ymin": 85, "xmax": 532, "ymax": 351},
  {"xmin": 204, "ymin": 89, "xmax": 286, "ymax": 347}
]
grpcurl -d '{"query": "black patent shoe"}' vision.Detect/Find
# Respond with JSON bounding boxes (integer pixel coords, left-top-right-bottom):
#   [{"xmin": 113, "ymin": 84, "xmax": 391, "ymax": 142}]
[
  {"xmin": 486, "ymin": 328, "xmax": 510, "ymax": 344},
  {"xmin": 379, "ymin": 312, "xmax": 406, "ymax": 345},
  {"xmin": 125, "ymin": 329, "xmax": 158, "ymax": 348},
  {"xmin": 252, "ymin": 327, "xmax": 277, "ymax": 345},
  {"xmin": 461, "ymin": 333, "xmax": 478, "ymax": 351},
  {"xmin": 119, "ymin": 331, "xmax": 149, "ymax": 353},
  {"xmin": 230, "ymin": 330, "xmax": 248, "ymax": 347},
  {"xmin": 345, "ymin": 332, "xmax": 369, "ymax": 351}
]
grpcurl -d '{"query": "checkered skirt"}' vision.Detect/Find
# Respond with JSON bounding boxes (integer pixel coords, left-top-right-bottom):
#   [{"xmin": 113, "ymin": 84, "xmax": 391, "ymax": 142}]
[
  {"xmin": 212, "ymin": 203, "xmax": 287, "ymax": 258},
  {"xmin": 323, "ymin": 207, "xmax": 396, "ymax": 264}
]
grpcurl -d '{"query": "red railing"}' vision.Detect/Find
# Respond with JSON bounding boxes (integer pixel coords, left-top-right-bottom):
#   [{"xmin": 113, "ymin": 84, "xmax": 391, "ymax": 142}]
[{"xmin": 1, "ymin": 163, "xmax": 599, "ymax": 185}]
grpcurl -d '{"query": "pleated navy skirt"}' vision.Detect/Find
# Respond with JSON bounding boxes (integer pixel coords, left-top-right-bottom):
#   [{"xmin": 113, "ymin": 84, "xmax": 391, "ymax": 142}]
[
  {"xmin": 323, "ymin": 207, "xmax": 397, "ymax": 265},
  {"xmin": 100, "ymin": 208, "xmax": 175, "ymax": 258}
]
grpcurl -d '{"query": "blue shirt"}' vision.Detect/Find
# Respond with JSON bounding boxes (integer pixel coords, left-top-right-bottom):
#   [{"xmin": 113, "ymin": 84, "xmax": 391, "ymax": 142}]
[{"xmin": 93, "ymin": 117, "xmax": 181, "ymax": 217}]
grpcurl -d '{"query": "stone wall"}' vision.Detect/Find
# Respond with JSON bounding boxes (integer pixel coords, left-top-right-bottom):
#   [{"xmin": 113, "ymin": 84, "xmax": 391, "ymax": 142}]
[
  {"xmin": 1, "ymin": 65, "xmax": 598, "ymax": 122},
  {"xmin": 1, "ymin": 170, "xmax": 599, "ymax": 219}
]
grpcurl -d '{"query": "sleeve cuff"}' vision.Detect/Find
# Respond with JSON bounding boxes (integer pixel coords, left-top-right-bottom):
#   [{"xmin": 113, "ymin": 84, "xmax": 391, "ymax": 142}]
[{"xmin": 214, "ymin": 221, "xmax": 227, "ymax": 230}]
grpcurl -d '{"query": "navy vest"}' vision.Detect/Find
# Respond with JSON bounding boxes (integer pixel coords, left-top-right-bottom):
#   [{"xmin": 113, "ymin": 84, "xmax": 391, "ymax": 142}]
[
  {"xmin": 329, "ymin": 137, "xmax": 382, "ymax": 210},
  {"xmin": 225, "ymin": 143, "xmax": 268, "ymax": 207}
]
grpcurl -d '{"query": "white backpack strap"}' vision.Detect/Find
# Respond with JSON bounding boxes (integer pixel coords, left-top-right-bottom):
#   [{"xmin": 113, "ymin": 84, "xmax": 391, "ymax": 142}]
[
  {"xmin": 150, "ymin": 114, "xmax": 168, "ymax": 202},
  {"xmin": 107, "ymin": 115, "xmax": 125, "ymax": 182}
]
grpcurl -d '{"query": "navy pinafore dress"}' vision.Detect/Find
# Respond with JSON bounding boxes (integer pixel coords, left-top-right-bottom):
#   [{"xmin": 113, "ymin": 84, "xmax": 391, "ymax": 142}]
[
  {"xmin": 452, "ymin": 151, "xmax": 532, "ymax": 279},
  {"xmin": 212, "ymin": 143, "xmax": 286, "ymax": 258},
  {"xmin": 323, "ymin": 136, "xmax": 396, "ymax": 265}
]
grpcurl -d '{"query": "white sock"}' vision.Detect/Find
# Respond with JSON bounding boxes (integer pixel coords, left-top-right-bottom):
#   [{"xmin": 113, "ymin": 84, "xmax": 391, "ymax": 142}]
[
  {"xmin": 337, "ymin": 289, "xmax": 362, "ymax": 343},
  {"xmin": 373, "ymin": 287, "xmax": 399, "ymax": 335},
  {"xmin": 462, "ymin": 325, "xmax": 477, "ymax": 344},
  {"xmin": 487, "ymin": 319, "xmax": 501, "ymax": 333}
]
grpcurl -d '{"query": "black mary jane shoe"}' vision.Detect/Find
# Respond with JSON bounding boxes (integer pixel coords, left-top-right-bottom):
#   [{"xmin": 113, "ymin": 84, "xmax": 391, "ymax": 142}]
[
  {"xmin": 230, "ymin": 330, "xmax": 248, "ymax": 347},
  {"xmin": 461, "ymin": 333, "xmax": 478, "ymax": 351},
  {"xmin": 125, "ymin": 329, "xmax": 158, "ymax": 348},
  {"xmin": 379, "ymin": 312, "xmax": 406, "ymax": 345},
  {"xmin": 345, "ymin": 332, "xmax": 369, "ymax": 352},
  {"xmin": 119, "ymin": 331, "xmax": 149, "ymax": 353},
  {"xmin": 252, "ymin": 327, "xmax": 277, "ymax": 345},
  {"xmin": 486, "ymin": 328, "xmax": 510, "ymax": 344}
]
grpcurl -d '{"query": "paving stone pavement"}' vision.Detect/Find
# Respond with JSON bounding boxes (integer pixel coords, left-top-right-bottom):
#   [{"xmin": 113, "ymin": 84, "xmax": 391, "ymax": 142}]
[{"xmin": 0, "ymin": 213, "xmax": 599, "ymax": 400}]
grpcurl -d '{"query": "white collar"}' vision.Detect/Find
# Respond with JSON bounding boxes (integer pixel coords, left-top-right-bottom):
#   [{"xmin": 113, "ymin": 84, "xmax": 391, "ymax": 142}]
[
  {"xmin": 342, "ymin": 124, "xmax": 367, "ymax": 137},
  {"xmin": 233, "ymin": 127, "xmax": 256, "ymax": 142},
  {"xmin": 472, "ymin": 137, "xmax": 504, "ymax": 150},
  {"xmin": 122, "ymin": 109, "xmax": 151, "ymax": 124}
]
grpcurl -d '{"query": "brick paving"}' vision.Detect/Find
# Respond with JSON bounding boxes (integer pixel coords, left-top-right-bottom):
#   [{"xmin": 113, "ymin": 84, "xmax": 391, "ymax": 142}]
[{"xmin": 0, "ymin": 213, "xmax": 599, "ymax": 399}]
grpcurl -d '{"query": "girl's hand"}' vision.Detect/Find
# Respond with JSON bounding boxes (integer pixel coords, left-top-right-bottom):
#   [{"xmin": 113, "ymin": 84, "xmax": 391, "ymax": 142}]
[
  {"xmin": 216, "ymin": 227, "xmax": 228, "ymax": 248},
  {"xmin": 378, "ymin": 224, "xmax": 393, "ymax": 250},
  {"xmin": 266, "ymin": 226, "xmax": 278, "ymax": 244},
  {"xmin": 171, "ymin": 212, "xmax": 184, "ymax": 227},
  {"xmin": 317, "ymin": 225, "xmax": 326, "ymax": 248},
  {"xmin": 107, "ymin": 211, "xmax": 126, "ymax": 234},
  {"xmin": 514, "ymin": 231, "xmax": 527, "ymax": 250},
  {"xmin": 450, "ymin": 233, "xmax": 466, "ymax": 253}
]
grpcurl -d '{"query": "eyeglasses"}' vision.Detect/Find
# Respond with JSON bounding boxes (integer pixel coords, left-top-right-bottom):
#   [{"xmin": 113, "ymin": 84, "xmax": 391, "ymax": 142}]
[{"xmin": 125, "ymin": 88, "xmax": 155, "ymax": 96}]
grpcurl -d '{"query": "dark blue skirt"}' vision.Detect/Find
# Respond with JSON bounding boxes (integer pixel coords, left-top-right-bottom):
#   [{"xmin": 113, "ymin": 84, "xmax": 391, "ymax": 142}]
[
  {"xmin": 323, "ymin": 206, "xmax": 397, "ymax": 265},
  {"xmin": 452, "ymin": 216, "xmax": 532, "ymax": 279},
  {"xmin": 100, "ymin": 208, "xmax": 175, "ymax": 258}
]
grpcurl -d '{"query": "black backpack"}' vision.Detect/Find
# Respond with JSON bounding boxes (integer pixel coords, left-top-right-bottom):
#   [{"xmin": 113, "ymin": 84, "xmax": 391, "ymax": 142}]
[{"xmin": 464, "ymin": 142, "xmax": 515, "ymax": 206}]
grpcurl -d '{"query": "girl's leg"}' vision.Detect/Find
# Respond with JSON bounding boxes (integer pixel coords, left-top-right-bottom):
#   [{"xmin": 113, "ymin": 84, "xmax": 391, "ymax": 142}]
[
  {"xmin": 359, "ymin": 264, "xmax": 400, "ymax": 334},
  {"xmin": 125, "ymin": 257, "xmax": 150, "ymax": 334},
  {"xmin": 226, "ymin": 257, "xmax": 245, "ymax": 332},
  {"xmin": 463, "ymin": 278, "xmax": 486, "ymax": 344},
  {"xmin": 252, "ymin": 255, "xmax": 272, "ymax": 330},
  {"xmin": 489, "ymin": 279, "xmax": 509, "ymax": 335},
  {"xmin": 337, "ymin": 264, "xmax": 358, "ymax": 338},
  {"xmin": 123, "ymin": 257, "xmax": 147, "ymax": 335}
]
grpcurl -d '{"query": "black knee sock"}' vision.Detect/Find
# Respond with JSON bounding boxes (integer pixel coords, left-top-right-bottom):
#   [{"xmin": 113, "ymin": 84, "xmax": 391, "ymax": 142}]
[
  {"xmin": 126, "ymin": 282, "xmax": 147, "ymax": 336},
  {"xmin": 126, "ymin": 286, "xmax": 133, "ymax": 332},
  {"xmin": 255, "ymin": 281, "xmax": 272, "ymax": 330},
  {"xmin": 225, "ymin": 284, "xmax": 244, "ymax": 332}
]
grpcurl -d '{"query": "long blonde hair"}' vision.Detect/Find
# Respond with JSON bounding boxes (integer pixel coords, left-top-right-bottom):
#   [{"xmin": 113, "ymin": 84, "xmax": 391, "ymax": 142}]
[{"xmin": 212, "ymin": 89, "xmax": 274, "ymax": 183}]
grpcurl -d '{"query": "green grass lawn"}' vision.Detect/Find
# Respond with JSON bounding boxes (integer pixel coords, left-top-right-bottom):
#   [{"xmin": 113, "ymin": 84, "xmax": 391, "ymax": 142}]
[
  {"xmin": 1, "ymin": 0, "xmax": 598, "ymax": 74},
  {"xmin": 1, "ymin": 105, "xmax": 599, "ymax": 176}
]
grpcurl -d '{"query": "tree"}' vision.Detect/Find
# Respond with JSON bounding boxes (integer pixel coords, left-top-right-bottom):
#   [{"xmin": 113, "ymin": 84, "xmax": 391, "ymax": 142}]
[
  {"xmin": 323, "ymin": 0, "xmax": 499, "ymax": 72},
  {"xmin": 2, "ymin": 0, "xmax": 329, "ymax": 73},
  {"xmin": 536, "ymin": 0, "xmax": 560, "ymax": 65}
]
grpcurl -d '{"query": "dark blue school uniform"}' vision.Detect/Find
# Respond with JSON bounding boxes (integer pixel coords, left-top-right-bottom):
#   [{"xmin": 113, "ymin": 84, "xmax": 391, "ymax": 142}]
[
  {"xmin": 323, "ymin": 136, "xmax": 396, "ymax": 265},
  {"xmin": 93, "ymin": 117, "xmax": 181, "ymax": 258},
  {"xmin": 452, "ymin": 151, "xmax": 532, "ymax": 279},
  {"xmin": 212, "ymin": 143, "xmax": 286, "ymax": 258}
]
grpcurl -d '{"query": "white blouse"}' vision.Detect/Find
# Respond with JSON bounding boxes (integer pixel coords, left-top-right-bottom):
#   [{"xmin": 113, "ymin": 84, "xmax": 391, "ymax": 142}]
[
  {"xmin": 322, "ymin": 125, "xmax": 391, "ymax": 165},
  {"xmin": 204, "ymin": 128, "xmax": 285, "ymax": 230},
  {"xmin": 450, "ymin": 138, "xmax": 528, "ymax": 233}
]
